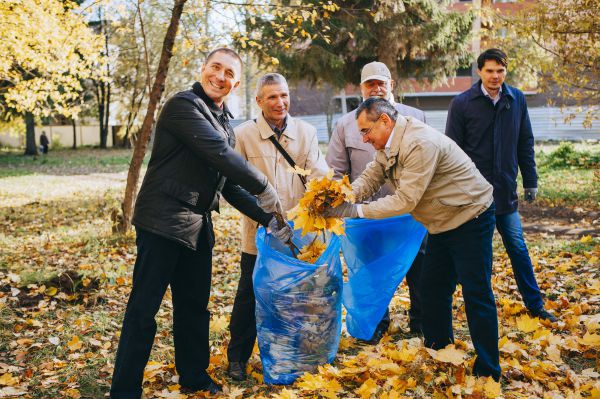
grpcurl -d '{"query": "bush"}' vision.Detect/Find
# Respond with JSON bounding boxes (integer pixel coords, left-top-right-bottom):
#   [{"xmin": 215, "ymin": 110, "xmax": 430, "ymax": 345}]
[{"xmin": 541, "ymin": 142, "xmax": 600, "ymax": 169}]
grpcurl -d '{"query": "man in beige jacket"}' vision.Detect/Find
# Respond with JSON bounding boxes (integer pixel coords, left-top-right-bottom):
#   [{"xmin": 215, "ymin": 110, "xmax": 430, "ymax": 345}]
[
  {"xmin": 324, "ymin": 97, "xmax": 501, "ymax": 381},
  {"xmin": 227, "ymin": 73, "xmax": 329, "ymax": 381}
]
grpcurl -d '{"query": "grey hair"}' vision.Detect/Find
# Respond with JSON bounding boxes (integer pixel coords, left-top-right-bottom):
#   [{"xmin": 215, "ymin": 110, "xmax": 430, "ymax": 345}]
[
  {"xmin": 355, "ymin": 97, "xmax": 399, "ymax": 121},
  {"xmin": 256, "ymin": 73, "xmax": 288, "ymax": 97}
]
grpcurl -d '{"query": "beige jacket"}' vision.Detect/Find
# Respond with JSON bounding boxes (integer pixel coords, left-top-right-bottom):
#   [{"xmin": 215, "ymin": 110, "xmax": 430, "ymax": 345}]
[
  {"xmin": 353, "ymin": 115, "xmax": 493, "ymax": 234},
  {"xmin": 235, "ymin": 113, "xmax": 329, "ymax": 254}
]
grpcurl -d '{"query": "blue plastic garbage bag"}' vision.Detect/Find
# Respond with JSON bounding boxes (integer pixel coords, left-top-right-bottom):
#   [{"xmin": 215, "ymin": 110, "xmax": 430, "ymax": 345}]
[
  {"xmin": 254, "ymin": 226, "xmax": 343, "ymax": 385},
  {"xmin": 341, "ymin": 215, "xmax": 426, "ymax": 340}
]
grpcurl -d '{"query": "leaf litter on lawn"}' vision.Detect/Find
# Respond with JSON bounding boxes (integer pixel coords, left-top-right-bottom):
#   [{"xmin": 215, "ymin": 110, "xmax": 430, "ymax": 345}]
[{"xmin": 0, "ymin": 169, "xmax": 598, "ymax": 398}]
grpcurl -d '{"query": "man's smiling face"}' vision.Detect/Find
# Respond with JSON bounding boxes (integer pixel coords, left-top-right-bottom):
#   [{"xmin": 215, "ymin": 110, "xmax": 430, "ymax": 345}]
[{"xmin": 200, "ymin": 51, "xmax": 241, "ymax": 106}]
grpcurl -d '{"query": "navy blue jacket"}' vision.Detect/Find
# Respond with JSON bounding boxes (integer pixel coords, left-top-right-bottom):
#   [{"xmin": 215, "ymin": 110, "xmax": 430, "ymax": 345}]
[{"xmin": 445, "ymin": 81, "xmax": 537, "ymax": 215}]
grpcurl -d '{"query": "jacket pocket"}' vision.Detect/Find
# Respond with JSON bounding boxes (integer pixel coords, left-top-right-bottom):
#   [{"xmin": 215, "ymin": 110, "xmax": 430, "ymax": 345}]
[{"xmin": 160, "ymin": 179, "xmax": 200, "ymax": 206}]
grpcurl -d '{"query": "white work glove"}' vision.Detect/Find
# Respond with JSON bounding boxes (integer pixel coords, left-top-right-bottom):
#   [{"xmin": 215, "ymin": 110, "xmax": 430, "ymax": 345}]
[
  {"xmin": 524, "ymin": 187, "xmax": 538, "ymax": 203},
  {"xmin": 267, "ymin": 216, "xmax": 293, "ymax": 243},
  {"xmin": 256, "ymin": 183, "xmax": 282, "ymax": 214}
]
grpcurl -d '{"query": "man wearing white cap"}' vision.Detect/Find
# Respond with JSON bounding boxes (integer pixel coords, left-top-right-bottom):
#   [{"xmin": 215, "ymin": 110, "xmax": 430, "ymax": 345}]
[{"xmin": 326, "ymin": 61, "xmax": 427, "ymax": 343}]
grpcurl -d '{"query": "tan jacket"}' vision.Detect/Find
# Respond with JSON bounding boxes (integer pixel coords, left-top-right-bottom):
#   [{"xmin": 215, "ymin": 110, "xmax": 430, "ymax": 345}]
[
  {"xmin": 235, "ymin": 114, "xmax": 329, "ymax": 254},
  {"xmin": 353, "ymin": 115, "xmax": 493, "ymax": 234}
]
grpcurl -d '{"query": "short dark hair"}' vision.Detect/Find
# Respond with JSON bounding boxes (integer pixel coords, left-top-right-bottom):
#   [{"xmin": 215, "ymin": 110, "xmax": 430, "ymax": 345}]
[
  {"xmin": 205, "ymin": 47, "xmax": 243, "ymax": 67},
  {"xmin": 355, "ymin": 97, "xmax": 399, "ymax": 122},
  {"xmin": 477, "ymin": 48, "xmax": 508, "ymax": 69}
]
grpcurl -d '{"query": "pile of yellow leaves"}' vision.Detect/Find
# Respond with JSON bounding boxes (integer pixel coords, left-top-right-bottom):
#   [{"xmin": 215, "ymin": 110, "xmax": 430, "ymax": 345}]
[
  {"xmin": 287, "ymin": 169, "xmax": 355, "ymax": 263},
  {"xmin": 296, "ymin": 240, "xmax": 327, "ymax": 264}
]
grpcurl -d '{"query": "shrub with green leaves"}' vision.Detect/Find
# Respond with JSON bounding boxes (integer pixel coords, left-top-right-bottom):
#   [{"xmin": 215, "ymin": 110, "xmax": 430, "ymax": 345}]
[{"xmin": 540, "ymin": 142, "xmax": 600, "ymax": 169}]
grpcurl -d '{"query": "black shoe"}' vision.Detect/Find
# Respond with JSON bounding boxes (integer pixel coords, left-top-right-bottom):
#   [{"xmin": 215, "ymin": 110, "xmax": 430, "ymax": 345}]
[
  {"xmin": 529, "ymin": 308, "xmax": 558, "ymax": 322},
  {"xmin": 227, "ymin": 361, "xmax": 247, "ymax": 381},
  {"xmin": 180, "ymin": 379, "xmax": 222, "ymax": 395}
]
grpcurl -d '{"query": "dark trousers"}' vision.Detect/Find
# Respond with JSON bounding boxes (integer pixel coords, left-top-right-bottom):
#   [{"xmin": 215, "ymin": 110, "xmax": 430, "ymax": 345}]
[
  {"xmin": 496, "ymin": 211, "xmax": 544, "ymax": 311},
  {"xmin": 227, "ymin": 252, "xmax": 258, "ymax": 363},
  {"xmin": 110, "ymin": 228, "xmax": 214, "ymax": 399},
  {"xmin": 377, "ymin": 250, "xmax": 424, "ymax": 332},
  {"xmin": 421, "ymin": 206, "xmax": 501, "ymax": 381}
]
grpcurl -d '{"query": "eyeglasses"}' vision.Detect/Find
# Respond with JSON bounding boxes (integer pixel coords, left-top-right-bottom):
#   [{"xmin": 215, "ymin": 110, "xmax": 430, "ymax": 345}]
[{"xmin": 360, "ymin": 116, "xmax": 381, "ymax": 137}]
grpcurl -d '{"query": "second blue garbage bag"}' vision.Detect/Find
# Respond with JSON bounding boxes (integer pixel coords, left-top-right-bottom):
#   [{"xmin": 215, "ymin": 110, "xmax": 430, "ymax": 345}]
[
  {"xmin": 341, "ymin": 214, "xmax": 426, "ymax": 340},
  {"xmin": 254, "ymin": 226, "xmax": 343, "ymax": 385}
]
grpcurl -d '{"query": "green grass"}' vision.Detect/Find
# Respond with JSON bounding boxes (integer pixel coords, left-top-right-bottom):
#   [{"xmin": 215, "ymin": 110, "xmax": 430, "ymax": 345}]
[{"xmin": 0, "ymin": 147, "xmax": 147, "ymax": 178}]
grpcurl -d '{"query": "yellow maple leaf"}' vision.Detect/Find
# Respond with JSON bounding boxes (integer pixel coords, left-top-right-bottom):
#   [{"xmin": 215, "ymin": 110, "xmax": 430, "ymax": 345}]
[
  {"xmin": 0, "ymin": 373, "xmax": 18, "ymax": 386},
  {"xmin": 65, "ymin": 388, "xmax": 81, "ymax": 399},
  {"xmin": 45, "ymin": 286, "xmax": 58, "ymax": 296},
  {"xmin": 287, "ymin": 173, "xmax": 354, "ymax": 237},
  {"xmin": 67, "ymin": 335, "xmax": 83, "ymax": 351},
  {"xmin": 355, "ymin": 378, "xmax": 378, "ymax": 399},
  {"xmin": 516, "ymin": 314, "xmax": 540, "ymax": 333},
  {"xmin": 296, "ymin": 373, "xmax": 329, "ymax": 391},
  {"xmin": 580, "ymin": 332, "xmax": 600, "ymax": 347},
  {"xmin": 546, "ymin": 345, "xmax": 563, "ymax": 363},
  {"xmin": 271, "ymin": 388, "xmax": 298, "ymax": 399},
  {"xmin": 483, "ymin": 377, "xmax": 501, "ymax": 398},
  {"xmin": 210, "ymin": 315, "xmax": 228, "ymax": 333},
  {"xmin": 380, "ymin": 391, "xmax": 401, "ymax": 399},
  {"xmin": 286, "ymin": 165, "xmax": 311, "ymax": 176},
  {"xmin": 426, "ymin": 344, "xmax": 467, "ymax": 365},
  {"xmin": 580, "ymin": 235, "xmax": 592, "ymax": 243}
]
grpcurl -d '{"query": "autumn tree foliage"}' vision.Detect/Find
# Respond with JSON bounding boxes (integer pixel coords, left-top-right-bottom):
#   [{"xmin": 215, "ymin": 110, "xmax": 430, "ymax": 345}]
[
  {"xmin": 241, "ymin": 0, "xmax": 474, "ymax": 93},
  {"xmin": 0, "ymin": 0, "xmax": 105, "ymax": 155},
  {"xmin": 489, "ymin": 0, "xmax": 599, "ymax": 126}
]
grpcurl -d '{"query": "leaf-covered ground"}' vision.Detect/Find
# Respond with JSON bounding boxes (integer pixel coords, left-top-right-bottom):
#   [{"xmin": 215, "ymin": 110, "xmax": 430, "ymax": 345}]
[{"xmin": 0, "ymin": 148, "xmax": 598, "ymax": 399}]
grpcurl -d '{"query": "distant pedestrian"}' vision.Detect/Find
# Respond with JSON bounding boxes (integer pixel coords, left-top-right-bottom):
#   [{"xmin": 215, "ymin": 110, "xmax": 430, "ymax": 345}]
[{"xmin": 39, "ymin": 131, "xmax": 49, "ymax": 154}]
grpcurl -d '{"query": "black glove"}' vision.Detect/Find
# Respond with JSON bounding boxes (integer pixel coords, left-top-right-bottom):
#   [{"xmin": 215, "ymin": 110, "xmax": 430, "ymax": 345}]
[
  {"xmin": 322, "ymin": 201, "xmax": 359, "ymax": 218},
  {"xmin": 267, "ymin": 216, "xmax": 293, "ymax": 243}
]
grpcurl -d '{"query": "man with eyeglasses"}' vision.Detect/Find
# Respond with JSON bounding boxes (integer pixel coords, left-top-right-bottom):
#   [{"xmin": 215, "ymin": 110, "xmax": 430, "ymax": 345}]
[
  {"xmin": 326, "ymin": 61, "xmax": 427, "ymax": 343},
  {"xmin": 324, "ymin": 97, "xmax": 501, "ymax": 382}
]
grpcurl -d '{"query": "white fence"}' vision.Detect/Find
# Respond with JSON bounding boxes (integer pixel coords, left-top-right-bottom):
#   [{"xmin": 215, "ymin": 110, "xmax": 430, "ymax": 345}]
[
  {"xmin": 231, "ymin": 106, "xmax": 599, "ymax": 143},
  {"xmin": 0, "ymin": 125, "xmax": 113, "ymax": 148}
]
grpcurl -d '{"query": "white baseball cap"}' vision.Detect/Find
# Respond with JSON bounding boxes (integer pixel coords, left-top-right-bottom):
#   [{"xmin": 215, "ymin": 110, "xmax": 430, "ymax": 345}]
[{"xmin": 360, "ymin": 61, "xmax": 392, "ymax": 84}]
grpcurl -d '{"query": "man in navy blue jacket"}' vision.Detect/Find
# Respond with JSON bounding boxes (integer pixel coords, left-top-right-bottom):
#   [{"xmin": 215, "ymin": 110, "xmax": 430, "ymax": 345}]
[{"xmin": 445, "ymin": 48, "xmax": 557, "ymax": 322}]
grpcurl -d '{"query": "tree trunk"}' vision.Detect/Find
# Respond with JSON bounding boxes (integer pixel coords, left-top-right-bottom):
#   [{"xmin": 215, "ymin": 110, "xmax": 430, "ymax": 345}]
[
  {"xmin": 244, "ymin": 52, "xmax": 252, "ymax": 119},
  {"xmin": 116, "ymin": 0, "xmax": 188, "ymax": 233},
  {"xmin": 72, "ymin": 118, "xmax": 77, "ymax": 149},
  {"xmin": 97, "ymin": 82, "xmax": 107, "ymax": 148},
  {"xmin": 24, "ymin": 112, "xmax": 37, "ymax": 155},
  {"xmin": 105, "ymin": 82, "xmax": 111, "ymax": 147}
]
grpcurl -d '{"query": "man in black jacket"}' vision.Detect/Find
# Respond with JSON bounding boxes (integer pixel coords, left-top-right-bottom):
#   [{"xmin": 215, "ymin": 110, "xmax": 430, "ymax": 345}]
[{"xmin": 110, "ymin": 48, "xmax": 291, "ymax": 399}]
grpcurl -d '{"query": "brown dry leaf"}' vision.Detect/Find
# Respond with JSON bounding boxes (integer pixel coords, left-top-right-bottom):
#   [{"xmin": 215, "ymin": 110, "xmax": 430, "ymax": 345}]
[{"xmin": 426, "ymin": 344, "xmax": 467, "ymax": 366}]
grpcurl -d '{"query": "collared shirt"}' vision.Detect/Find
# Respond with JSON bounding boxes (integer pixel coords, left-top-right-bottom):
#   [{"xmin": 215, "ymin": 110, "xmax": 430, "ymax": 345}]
[
  {"xmin": 357, "ymin": 125, "xmax": 397, "ymax": 217},
  {"xmin": 480, "ymin": 83, "xmax": 502, "ymax": 106},
  {"xmin": 384, "ymin": 128, "xmax": 395, "ymax": 157},
  {"xmin": 264, "ymin": 114, "xmax": 288, "ymax": 138}
]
